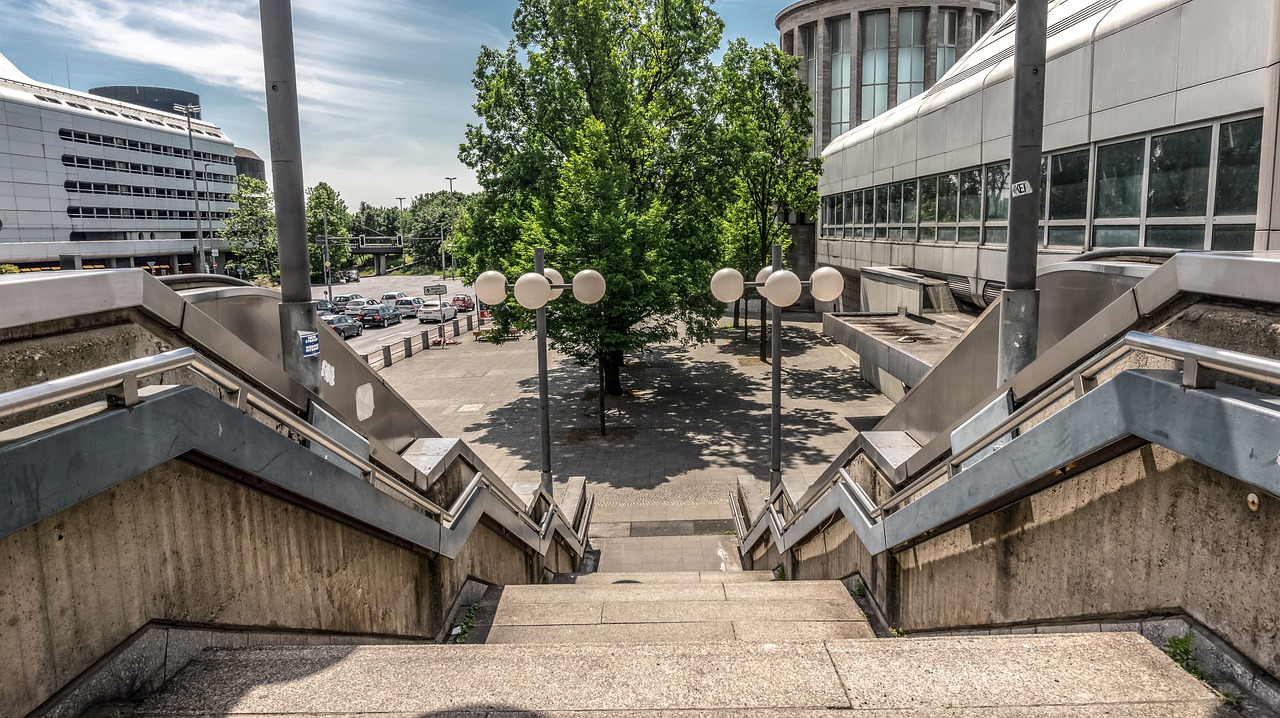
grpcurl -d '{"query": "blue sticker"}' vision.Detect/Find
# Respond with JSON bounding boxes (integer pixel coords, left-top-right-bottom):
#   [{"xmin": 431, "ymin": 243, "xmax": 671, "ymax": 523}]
[{"xmin": 300, "ymin": 331, "xmax": 320, "ymax": 358}]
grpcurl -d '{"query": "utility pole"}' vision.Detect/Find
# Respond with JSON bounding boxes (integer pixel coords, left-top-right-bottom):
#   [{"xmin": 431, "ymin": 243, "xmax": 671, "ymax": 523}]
[
  {"xmin": 322, "ymin": 205, "xmax": 333, "ymax": 301},
  {"xmin": 175, "ymin": 103, "xmax": 206, "ymax": 273},
  {"xmin": 260, "ymin": 0, "xmax": 320, "ymax": 392},
  {"xmin": 997, "ymin": 0, "xmax": 1048, "ymax": 385}
]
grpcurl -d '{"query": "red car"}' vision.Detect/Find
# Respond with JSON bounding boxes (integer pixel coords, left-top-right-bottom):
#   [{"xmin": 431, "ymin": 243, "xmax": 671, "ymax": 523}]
[{"xmin": 451, "ymin": 294, "xmax": 476, "ymax": 312}]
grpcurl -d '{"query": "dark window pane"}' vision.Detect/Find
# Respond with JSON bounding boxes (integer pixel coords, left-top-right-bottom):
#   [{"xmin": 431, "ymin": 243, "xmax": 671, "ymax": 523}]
[
  {"xmin": 903, "ymin": 181, "xmax": 918, "ymax": 224},
  {"xmin": 902, "ymin": 227, "xmax": 917, "ymax": 241},
  {"xmin": 888, "ymin": 227, "xmax": 902, "ymax": 240},
  {"xmin": 986, "ymin": 163, "xmax": 1010, "ymax": 222},
  {"xmin": 937, "ymin": 226, "xmax": 958, "ymax": 242},
  {"xmin": 919, "ymin": 177, "xmax": 937, "ymax": 222},
  {"xmin": 1216, "ymin": 117, "xmax": 1263, "ymax": 216},
  {"xmin": 1049, "ymin": 150, "xmax": 1089, "ymax": 220},
  {"xmin": 862, "ymin": 188, "xmax": 874, "ymax": 225},
  {"xmin": 938, "ymin": 173, "xmax": 958, "ymax": 222},
  {"xmin": 875, "ymin": 185, "xmax": 888, "ymax": 226},
  {"xmin": 1148, "ymin": 126, "xmax": 1211, "ymax": 217},
  {"xmin": 958, "ymin": 227, "xmax": 980, "ymax": 243},
  {"xmin": 1146, "ymin": 224, "xmax": 1206, "ymax": 249},
  {"xmin": 1047, "ymin": 226, "xmax": 1085, "ymax": 246},
  {"xmin": 876, "ymin": 225, "xmax": 888, "ymax": 238},
  {"xmin": 959, "ymin": 169, "xmax": 982, "ymax": 222},
  {"xmin": 1095, "ymin": 139, "xmax": 1144, "ymax": 218},
  {"xmin": 851, "ymin": 191, "xmax": 860, "ymax": 226},
  {"xmin": 1040, "ymin": 157, "xmax": 1048, "ymax": 219},
  {"xmin": 1093, "ymin": 226, "xmax": 1139, "ymax": 248},
  {"xmin": 888, "ymin": 183, "xmax": 901, "ymax": 224},
  {"xmin": 920, "ymin": 226, "xmax": 936, "ymax": 241},
  {"xmin": 984, "ymin": 227, "xmax": 1007, "ymax": 245},
  {"xmin": 1212, "ymin": 224, "xmax": 1255, "ymax": 251}
]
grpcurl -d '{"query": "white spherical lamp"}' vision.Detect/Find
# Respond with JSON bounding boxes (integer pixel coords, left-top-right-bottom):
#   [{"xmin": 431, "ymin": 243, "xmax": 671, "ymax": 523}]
[
  {"xmin": 572, "ymin": 269, "xmax": 606, "ymax": 305},
  {"xmin": 764, "ymin": 269, "xmax": 802, "ymax": 307},
  {"xmin": 475, "ymin": 271, "xmax": 509, "ymax": 306},
  {"xmin": 544, "ymin": 267, "xmax": 565, "ymax": 301},
  {"xmin": 710, "ymin": 268, "xmax": 744, "ymax": 303},
  {"xmin": 809, "ymin": 267, "xmax": 845, "ymax": 303},
  {"xmin": 754, "ymin": 266, "xmax": 774, "ymax": 300},
  {"xmin": 513, "ymin": 272, "xmax": 552, "ymax": 309}
]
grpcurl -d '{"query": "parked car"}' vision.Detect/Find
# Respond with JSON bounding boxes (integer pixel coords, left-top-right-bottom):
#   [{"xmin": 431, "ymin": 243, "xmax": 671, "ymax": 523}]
[
  {"xmin": 451, "ymin": 294, "xmax": 476, "ymax": 312},
  {"xmin": 359, "ymin": 304, "xmax": 402, "ymax": 328},
  {"xmin": 417, "ymin": 300, "xmax": 459, "ymax": 323},
  {"xmin": 315, "ymin": 299, "xmax": 335, "ymax": 314},
  {"xmin": 393, "ymin": 296, "xmax": 427, "ymax": 318},
  {"xmin": 344, "ymin": 269, "xmax": 360, "ymax": 283},
  {"xmin": 332, "ymin": 293, "xmax": 364, "ymax": 306},
  {"xmin": 380, "ymin": 291, "xmax": 409, "ymax": 306},
  {"xmin": 344, "ymin": 298, "xmax": 381, "ymax": 315},
  {"xmin": 321, "ymin": 313, "xmax": 363, "ymax": 340}
]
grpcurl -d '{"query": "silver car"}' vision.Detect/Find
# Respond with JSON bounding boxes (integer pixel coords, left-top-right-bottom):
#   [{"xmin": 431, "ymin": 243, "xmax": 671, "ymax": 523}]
[
  {"xmin": 344, "ymin": 298, "xmax": 381, "ymax": 316},
  {"xmin": 393, "ymin": 296, "xmax": 426, "ymax": 318}
]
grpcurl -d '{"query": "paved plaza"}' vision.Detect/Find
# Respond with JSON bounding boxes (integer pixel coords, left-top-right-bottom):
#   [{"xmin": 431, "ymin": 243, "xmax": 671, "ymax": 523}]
[{"xmin": 382, "ymin": 311, "xmax": 893, "ymax": 571}]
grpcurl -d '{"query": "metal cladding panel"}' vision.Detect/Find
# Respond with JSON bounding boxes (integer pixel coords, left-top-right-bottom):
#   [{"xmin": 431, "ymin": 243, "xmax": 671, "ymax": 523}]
[
  {"xmin": 1009, "ymin": 287, "xmax": 1140, "ymax": 401},
  {"xmin": 916, "ymin": 109, "xmax": 947, "ymax": 162},
  {"xmin": 1091, "ymin": 8, "xmax": 1180, "ymax": 113},
  {"xmin": 1091, "ymin": 92, "xmax": 1177, "ymax": 145},
  {"xmin": 1174, "ymin": 69, "xmax": 1269, "ymax": 127},
  {"xmin": 0, "ymin": 270, "xmax": 145, "ymax": 330},
  {"xmin": 177, "ymin": 301, "xmax": 307, "ymax": 410},
  {"xmin": 1044, "ymin": 47, "xmax": 1093, "ymax": 126},
  {"xmin": 981, "ymin": 79, "xmax": 1013, "ymax": 144},
  {"xmin": 945, "ymin": 94, "xmax": 984, "ymax": 153},
  {"xmin": 1043, "ymin": 115, "xmax": 1091, "ymax": 154},
  {"xmin": 1177, "ymin": 0, "xmax": 1272, "ymax": 89},
  {"xmin": 181, "ymin": 287, "xmax": 285, "ymax": 366}
]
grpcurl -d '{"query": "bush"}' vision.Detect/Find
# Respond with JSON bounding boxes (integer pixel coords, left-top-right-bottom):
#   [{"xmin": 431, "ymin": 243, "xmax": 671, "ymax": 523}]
[{"xmin": 0, "ymin": 264, "xmax": 18, "ymax": 275}]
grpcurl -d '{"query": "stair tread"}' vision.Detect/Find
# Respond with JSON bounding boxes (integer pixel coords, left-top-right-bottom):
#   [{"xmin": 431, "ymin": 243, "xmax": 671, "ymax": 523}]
[
  {"xmin": 498, "ymin": 580, "xmax": 852, "ymax": 604},
  {"xmin": 554, "ymin": 571, "xmax": 775, "ymax": 584}
]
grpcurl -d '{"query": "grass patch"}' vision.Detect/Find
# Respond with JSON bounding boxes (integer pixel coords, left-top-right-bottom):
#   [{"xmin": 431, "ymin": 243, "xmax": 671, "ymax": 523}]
[
  {"xmin": 452, "ymin": 604, "xmax": 480, "ymax": 644},
  {"xmin": 1163, "ymin": 631, "xmax": 1205, "ymax": 680}
]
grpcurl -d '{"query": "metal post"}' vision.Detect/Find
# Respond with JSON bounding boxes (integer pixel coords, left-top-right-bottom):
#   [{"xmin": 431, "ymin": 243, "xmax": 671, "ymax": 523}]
[
  {"xmin": 181, "ymin": 110, "xmax": 206, "ymax": 273},
  {"xmin": 323, "ymin": 206, "xmax": 333, "ymax": 302},
  {"xmin": 535, "ymin": 247, "xmax": 553, "ymax": 498},
  {"xmin": 770, "ymin": 243, "xmax": 783, "ymax": 492},
  {"xmin": 202, "ymin": 162, "xmax": 214, "ymax": 271},
  {"xmin": 439, "ymin": 225, "xmax": 446, "ymax": 279},
  {"xmin": 260, "ymin": 0, "xmax": 320, "ymax": 392},
  {"xmin": 998, "ymin": 0, "xmax": 1048, "ymax": 385}
]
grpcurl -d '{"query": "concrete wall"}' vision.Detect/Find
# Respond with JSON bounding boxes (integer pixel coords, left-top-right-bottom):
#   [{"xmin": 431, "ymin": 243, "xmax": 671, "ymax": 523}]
[{"xmin": 1, "ymin": 459, "xmax": 536, "ymax": 716}]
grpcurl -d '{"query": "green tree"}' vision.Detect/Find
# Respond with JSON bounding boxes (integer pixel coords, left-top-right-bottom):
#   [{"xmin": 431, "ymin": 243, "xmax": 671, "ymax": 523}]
[
  {"xmin": 305, "ymin": 183, "xmax": 351, "ymax": 277},
  {"xmin": 223, "ymin": 175, "xmax": 278, "ymax": 278},
  {"xmin": 348, "ymin": 202, "xmax": 401, "ymax": 239},
  {"xmin": 460, "ymin": 0, "xmax": 728, "ymax": 394},
  {"xmin": 404, "ymin": 191, "xmax": 469, "ymax": 269},
  {"xmin": 717, "ymin": 39, "xmax": 822, "ymax": 357}
]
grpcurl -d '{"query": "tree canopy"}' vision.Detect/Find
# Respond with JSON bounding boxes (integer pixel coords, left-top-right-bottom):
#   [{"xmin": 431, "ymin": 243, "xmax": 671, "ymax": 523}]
[
  {"xmin": 224, "ymin": 175, "xmax": 278, "ymax": 279},
  {"xmin": 404, "ymin": 191, "xmax": 469, "ymax": 268},
  {"xmin": 304, "ymin": 182, "xmax": 352, "ymax": 278}
]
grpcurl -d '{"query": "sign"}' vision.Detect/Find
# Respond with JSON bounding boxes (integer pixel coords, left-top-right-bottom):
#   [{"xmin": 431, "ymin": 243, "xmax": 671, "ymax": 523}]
[
  {"xmin": 423, "ymin": 284, "xmax": 447, "ymax": 295},
  {"xmin": 299, "ymin": 331, "xmax": 320, "ymax": 358},
  {"xmin": 479, "ymin": 310, "xmax": 493, "ymax": 320},
  {"xmin": 1011, "ymin": 180, "xmax": 1033, "ymax": 197},
  {"xmin": 146, "ymin": 261, "xmax": 156, "ymax": 269},
  {"xmin": 211, "ymin": 248, "xmax": 219, "ymax": 257}
]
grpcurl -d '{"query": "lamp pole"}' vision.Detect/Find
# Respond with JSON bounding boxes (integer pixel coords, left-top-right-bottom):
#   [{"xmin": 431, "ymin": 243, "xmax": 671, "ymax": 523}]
[
  {"xmin": 445, "ymin": 177, "xmax": 456, "ymax": 193},
  {"xmin": 202, "ymin": 162, "xmax": 214, "ymax": 271},
  {"xmin": 711, "ymin": 245, "xmax": 845, "ymax": 492},
  {"xmin": 174, "ymin": 103, "xmax": 205, "ymax": 273},
  {"xmin": 474, "ymin": 251, "xmax": 607, "ymax": 499}
]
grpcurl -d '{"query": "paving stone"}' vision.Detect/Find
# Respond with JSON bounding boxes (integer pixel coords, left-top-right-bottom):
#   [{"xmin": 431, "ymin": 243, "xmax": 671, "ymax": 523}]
[
  {"xmin": 600, "ymin": 600, "xmax": 858, "ymax": 624},
  {"xmin": 499, "ymin": 583, "xmax": 726, "ymax": 604},
  {"xmin": 484, "ymin": 621, "xmax": 736, "ymax": 645},
  {"xmin": 486, "ymin": 602, "xmax": 602, "ymax": 627},
  {"xmin": 722, "ymin": 580, "xmax": 854, "ymax": 602},
  {"xmin": 732, "ymin": 620, "xmax": 874, "ymax": 642}
]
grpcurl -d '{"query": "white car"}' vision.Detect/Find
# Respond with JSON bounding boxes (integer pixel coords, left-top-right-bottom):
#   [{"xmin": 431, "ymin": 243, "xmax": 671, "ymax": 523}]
[
  {"xmin": 393, "ymin": 296, "xmax": 427, "ymax": 318},
  {"xmin": 344, "ymin": 297, "xmax": 381, "ymax": 315},
  {"xmin": 380, "ymin": 291, "xmax": 408, "ymax": 306},
  {"xmin": 417, "ymin": 300, "xmax": 459, "ymax": 323},
  {"xmin": 332, "ymin": 293, "xmax": 364, "ymax": 306}
]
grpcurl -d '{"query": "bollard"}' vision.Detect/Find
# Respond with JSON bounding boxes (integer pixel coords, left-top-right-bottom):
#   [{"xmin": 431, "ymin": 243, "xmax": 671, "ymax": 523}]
[
  {"xmin": 382, "ymin": 345, "xmax": 393, "ymax": 368},
  {"xmin": 466, "ymin": 315, "xmax": 473, "ymax": 332},
  {"xmin": 438, "ymin": 325, "xmax": 445, "ymax": 345},
  {"xmin": 404, "ymin": 337, "xmax": 413, "ymax": 358},
  {"xmin": 453, "ymin": 318, "xmax": 461, "ymax": 336},
  {"xmin": 421, "ymin": 330, "xmax": 430, "ymax": 349}
]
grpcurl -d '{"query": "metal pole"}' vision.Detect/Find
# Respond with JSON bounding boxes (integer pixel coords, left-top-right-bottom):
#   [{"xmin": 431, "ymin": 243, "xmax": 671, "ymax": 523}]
[
  {"xmin": 998, "ymin": 0, "xmax": 1048, "ymax": 385},
  {"xmin": 202, "ymin": 163, "xmax": 213, "ymax": 272},
  {"xmin": 440, "ymin": 225, "xmax": 445, "ymax": 278},
  {"xmin": 323, "ymin": 206, "xmax": 333, "ymax": 302},
  {"xmin": 183, "ymin": 110, "xmax": 206, "ymax": 273},
  {"xmin": 770, "ymin": 243, "xmax": 782, "ymax": 492},
  {"xmin": 260, "ymin": 0, "xmax": 319, "ymax": 392},
  {"xmin": 535, "ymin": 247, "xmax": 553, "ymax": 498}
]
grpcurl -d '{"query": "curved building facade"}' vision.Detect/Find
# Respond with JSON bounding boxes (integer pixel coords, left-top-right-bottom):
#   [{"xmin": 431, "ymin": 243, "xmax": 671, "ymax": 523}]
[{"xmin": 88, "ymin": 86, "xmax": 202, "ymax": 119}]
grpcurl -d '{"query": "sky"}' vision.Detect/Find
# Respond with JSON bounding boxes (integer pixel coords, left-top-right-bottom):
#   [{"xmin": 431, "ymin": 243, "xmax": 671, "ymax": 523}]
[{"xmin": 0, "ymin": 0, "xmax": 783, "ymax": 207}]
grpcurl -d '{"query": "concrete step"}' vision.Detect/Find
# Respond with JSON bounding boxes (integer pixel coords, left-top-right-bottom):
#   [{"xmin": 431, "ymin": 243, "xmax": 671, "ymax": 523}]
[
  {"xmin": 136, "ymin": 633, "xmax": 1222, "ymax": 716},
  {"xmin": 554, "ymin": 570, "xmax": 776, "ymax": 584}
]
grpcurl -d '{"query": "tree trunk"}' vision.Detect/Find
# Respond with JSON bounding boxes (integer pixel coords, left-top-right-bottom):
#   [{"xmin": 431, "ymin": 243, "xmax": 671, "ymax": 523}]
[
  {"xmin": 733, "ymin": 298, "xmax": 740, "ymax": 329},
  {"xmin": 603, "ymin": 349, "xmax": 625, "ymax": 396},
  {"xmin": 598, "ymin": 358, "xmax": 607, "ymax": 437}
]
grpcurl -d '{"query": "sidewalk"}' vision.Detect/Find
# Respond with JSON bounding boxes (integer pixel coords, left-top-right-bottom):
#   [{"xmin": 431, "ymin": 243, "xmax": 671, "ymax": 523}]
[{"xmin": 381, "ymin": 313, "xmax": 893, "ymax": 571}]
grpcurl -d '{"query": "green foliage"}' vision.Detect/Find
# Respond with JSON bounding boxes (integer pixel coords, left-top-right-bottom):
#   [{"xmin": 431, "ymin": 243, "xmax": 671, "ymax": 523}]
[
  {"xmin": 348, "ymin": 201, "xmax": 401, "ymax": 239},
  {"xmin": 223, "ymin": 175, "xmax": 278, "ymax": 279},
  {"xmin": 851, "ymin": 576, "xmax": 867, "ymax": 599},
  {"xmin": 305, "ymin": 182, "xmax": 351, "ymax": 277},
  {"xmin": 0, "ymin": 264, "xmax": 18, "ymax": 274},
  {"xmin": 1163, "ymin": 631, "xmax": 1205, "ymax": 679},
  {"xmin": 771, "ymin": 565, "xmax": 787, "ymax": 581},
  {"xmin": 404, "ymin": 191, "xmax": 470, "ymax": 268},
  {"xmin": 453, "ymin": 604, "xmax": 480, "ymax": 644}
]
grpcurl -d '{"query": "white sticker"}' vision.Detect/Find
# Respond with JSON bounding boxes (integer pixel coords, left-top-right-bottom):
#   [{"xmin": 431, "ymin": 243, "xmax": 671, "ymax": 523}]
[
  {"xmin": 321, "ymin": 360, "xmax": 336, "ymax": 387},
  {"xmin": 1012, "ymin": 180, "xmax": 1033, "ymax": 197},
  {"xmin": 355, "ymin": 383, "xmax": 375, "ymax": 421}
]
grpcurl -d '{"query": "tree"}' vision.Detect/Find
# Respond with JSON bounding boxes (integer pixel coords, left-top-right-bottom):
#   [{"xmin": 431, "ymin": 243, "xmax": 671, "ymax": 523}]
[
  {"xmin": 304, "ymin": 183, "xmax": 351, "ymax": 277},
  {"xmin": 717, "ymin": 39, "xmax": 822, "ymax": 358},
  {"xmin": 223, "ymin": 175, "xmax": 278, "ymax": 278},
  {"xmin": 347, "ymin": 202, "xmax": 400, "ymax": 239},
  {"xmin": 404, "ymin": 191, "xmax": 469, "ymax": 268},
  {"xmin": 460, "ymin": 0, "xmax": 729, "ymax": 395}
]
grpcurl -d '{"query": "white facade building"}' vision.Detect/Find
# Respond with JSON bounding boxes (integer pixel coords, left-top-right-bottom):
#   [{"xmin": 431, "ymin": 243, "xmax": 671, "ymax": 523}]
[{"xmin": 0, "ymin": 52, "xmax": 234, "ymax": 272}]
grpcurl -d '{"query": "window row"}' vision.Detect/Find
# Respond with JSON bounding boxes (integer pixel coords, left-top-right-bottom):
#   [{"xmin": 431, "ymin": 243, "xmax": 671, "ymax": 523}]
[
  {"xmin": 819, "ymin": 116, "xmax": 1263, "ymax": 252},
  {"xmin": 59, "ymin": 129, "xmax": 233, "ymax": 165},
  {"xmin": 34, "ymin": 95, "xmax": 225, "ymax": 137},
  {"xmin": 67, "ymin": 206, "xmax": 229, "ymax": 222},
  {"xmin": 64, "ymin": 180, "xmax": 230, "ymax": 203},
  {"xmin": 62, "ymin": 155, "xmax": 236, "ymax": 183}
]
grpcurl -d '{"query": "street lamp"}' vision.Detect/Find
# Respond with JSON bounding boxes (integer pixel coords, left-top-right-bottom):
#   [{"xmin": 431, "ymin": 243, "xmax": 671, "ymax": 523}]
[
  {"xmin": 202, "ymin": 162, "xmax": 215, "ymax": 272},
  {"xmin": 710, "ymin": 244, "xmax": 844, "ymax": 491},
  {"xmin": 174, "ymin": 103, "xmax": 206, "ymax": 273},
  {"xmin": 475, "ymin": 248, "xmax": 606, "ymax": 498},
  {"xmin": 445, "ymin": 177, "xmax": 456, "ymax": 193}
]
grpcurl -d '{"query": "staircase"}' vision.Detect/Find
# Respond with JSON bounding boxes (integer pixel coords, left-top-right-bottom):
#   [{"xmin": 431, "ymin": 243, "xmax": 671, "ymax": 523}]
[{"xmin": 134, "ymin": 572, "xmax": 1223, "ymax": 716}]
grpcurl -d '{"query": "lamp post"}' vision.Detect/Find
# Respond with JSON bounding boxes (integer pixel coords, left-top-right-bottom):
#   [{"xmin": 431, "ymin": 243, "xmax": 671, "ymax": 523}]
[
  {"xmin": 174, "ymin": 103, "xmax": 206, "ymax": 273},
  {"xmin": 445, "ymin": 177, "xmax": 456, "ymax": 193},
  {"xmin": 202, "ymin": 162, "xmax": 215, "ymax": 271},
  {"xmin": 474, "ymin": 248, "xmax": 606, "ymax": 498},
  {"xmin": 711, "ymin": 244, "xmax": 845, "ymax": 491}
]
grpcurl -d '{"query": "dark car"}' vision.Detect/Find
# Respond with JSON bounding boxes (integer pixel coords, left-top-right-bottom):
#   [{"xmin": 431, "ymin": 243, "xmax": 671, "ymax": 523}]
[
  {"xmin": 344, "ymin": 269, "xmax": 360, "ymax": 283},
  {"xmin": 358, "ymin": 304, "xmax": 402, "ymax": 328},
  {"xmin": 321, "ymin": 313, "xmax": 363, "ymax": 340},
  {"xmin": 316, "ymin": 299, "xmax": 335, "ymax": 314}
]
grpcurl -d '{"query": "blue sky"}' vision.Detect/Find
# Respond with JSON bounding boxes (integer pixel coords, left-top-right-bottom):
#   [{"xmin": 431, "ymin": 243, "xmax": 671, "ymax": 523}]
[{"xmin": 0, "ymin": 0, "xmax": 783, "ymax": 207}]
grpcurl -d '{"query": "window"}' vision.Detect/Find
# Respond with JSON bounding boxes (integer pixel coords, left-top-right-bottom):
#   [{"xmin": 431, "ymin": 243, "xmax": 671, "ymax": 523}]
[
  {"xmin": 829, "ymin": 17, "xmax": 852, "ymax": 138},
  {"xmin": 938, "ymin": 173, "xmax": 958, "ymax": 223},
  {"xmin": 1049, "ymin": 150, "xmax": 1089, "ymax": 220},
  {"xmin": 1148, "ymin": 126, "xmax": 1211, "ymax": 217},
  {"xmin": 1095, "ymin": 139, "xmax": 1145, "ymax": 219},
  {"xmin": 897, "ymin": 9, "xmax": 926, "ymax": 103},
  {"xmin": 1215, "ymin": 117, "xmax": 1263, "ymax": 217},
  {"xmin": 860, "ymin": 12, "xmax": 889, "ymax": 121},
  {"xmin": 800, "ymin": 24, "xmax": 818, "ymax": 155},
  {"xmin": 984, "ymin": 163, "xmax": 1009, "ymax": 244},
  {"xmin": 937, "ymin": 9, "xmax": 959, "ymax": 79},
  {"xmin": 974, "ymin": 12, "xmax": 987, "ymax": 42}
]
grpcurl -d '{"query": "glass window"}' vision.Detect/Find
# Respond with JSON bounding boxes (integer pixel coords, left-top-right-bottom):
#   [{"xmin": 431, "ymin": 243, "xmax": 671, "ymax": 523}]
[
  {"xmin": 938, "ymin": 173, "xmax": 958, "ymax": 222},
  {"xmin": 903, "ymin": 180, "xmax": 918, "ymax": 224},
  {"xmin": 1146, "ymin": 225, "xmax": 1206, "ymax": 249},
  {"xmin": 919, "ymin": 177, "xmax": 937, "ymax": 223},
  {"xmin": 937, "ymin": 227, "xmax": 958, "ymax": 243},
  {"xmin": 958, "ymin": 227, "xmax": 980, "ymax": 243},
  {"xmin": 1047, "ymin": 227, "xmax": 1085, "ymax": 246},
  {"xmin": 800, "ymin": 24, "xmax": 819, "ymax": 156},
  {"xmin": 1094, "ymin": 139, "xmax": 1144, "ymax": 219},
  {"xmin": 1049, "ymin": 150, "xmax": 1089, "ymax": 220},
  {"xmin": 937, "ymin": 9, "xmax": 958, "ymax": 78},
  {"xmin": 862, "ymin": 188, "xmax": 874, "ymax": 225},
  {"xmin": 875, "ymin": 185, "xmax": 888, "ymax": 226},
  {"xmin": 1212, "ymin": 224, "xmax": 1255, "ymax": 251},
  {"xmin": 888, "ymin": 183, "xmax": 901, "ymax": 224},
  {"xmin": 1148, "ymin": 126, "xmax": 1211, "ymax": 217},
  {"xmin": 1093, "ymin": 226, "xmax": 1140, "ymax": 248},
  {"xmin": 974, "ymin": 12, "xmax": 986, "ymax": 41},
  {"xmin": 861, "ymin": 12, "xmax": 890, "ymax": 121},
  {"xmin": 1215, "ymin": 117, "xmax": 1263, "ymax": 216},
  {"xmin": 959, "ymin": 169, "xmax": 982, "ymax": 222},
  {"xmin": 984, "ymin": 227, "xmax": 1007, "ymax": 244},
  {"xmin": 985, "ymin": 163, "xmax": 1010, "ymax": 222},
  {"xmin": 829, "ymin": 17, "xmax": 852, "ymax": 138},
  {"xmin": 897, "ymin": 9, "xmax": 927, "ymax": 102},
  {"xmin": 921, "ymin": 226, "xmax": 937, "ymax": 241}
]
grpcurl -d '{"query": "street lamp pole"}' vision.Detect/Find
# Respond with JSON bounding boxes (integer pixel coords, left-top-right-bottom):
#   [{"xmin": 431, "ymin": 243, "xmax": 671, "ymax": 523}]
[
  {"xmin": 175, "ymin": 103, "xmax": 206, "ymax": 273},
  {"xmin": 475, "ymin": 251, "xmax": 607, "ymax": 499},
  {"xmin": 769, "ymin": 244, "xmax": 783, "ymax": 487},
  {"xmin": 202, "ymin": 162, "xmax": 214, "ymax": 271},
  {"xmin": 445, "ymin": 176, "xmax": 456, "ymax": 193}
]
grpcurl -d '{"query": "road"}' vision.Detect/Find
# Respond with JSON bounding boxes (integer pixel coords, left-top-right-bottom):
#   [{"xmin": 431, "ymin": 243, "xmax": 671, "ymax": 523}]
[{"xmin": 312, "ymin": 272, "xmax": 478, "ymax": 355}]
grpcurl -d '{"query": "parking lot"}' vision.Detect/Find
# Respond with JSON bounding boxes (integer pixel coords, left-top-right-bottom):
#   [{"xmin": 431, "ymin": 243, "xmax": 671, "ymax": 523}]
[{"xmin": 312, "ymin": 272, "xmax": 477, "ymax": 355}]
